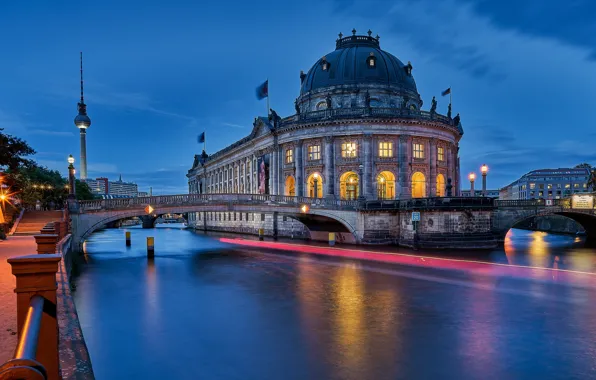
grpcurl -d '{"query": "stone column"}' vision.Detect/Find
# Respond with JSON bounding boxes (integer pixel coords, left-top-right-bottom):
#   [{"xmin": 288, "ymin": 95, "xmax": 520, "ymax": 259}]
[
  {"xmin": 447, "ymin": 144, "xmax": 454, "ymax": 194},
  {"xmin": 242, "ymin": 160, "xmax": 247, "ymax": 193},
  {"xmin": 249, "ymin": 156, "xmax": 254, "ymax": 193},
  {"xmin": 295, "ymin": 141, "xmax": 304, "ymax": 197},
  {"xmin": 324, "ymin": 136, "xmax": 335, "ymax": 199},
  {"xmin": 278, "ymin": 146, "xmax": 284, "ymax": 195},
  {"xmin": 429, "ymin": 138, "xmax": 437, "ymax": 197},
  {"xmin": 269, "ymin": 150, "xmax": 276, "ymax": 195},
  {"xmin": 398, "ymin": 135, "xmax": 411, "ymax": 199},
  {"xmin": 8, "ymin": 254, "xmax": 61, "ymax": 380},
  {"xmin": 363, "ymin": 133, "xmax": 373, "ymax": 198}
]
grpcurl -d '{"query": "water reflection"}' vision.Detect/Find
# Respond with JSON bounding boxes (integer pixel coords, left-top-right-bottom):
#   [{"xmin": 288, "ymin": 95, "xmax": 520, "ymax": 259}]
[{"xmin": 73, "ymin": 226, "xmax": 596, "ymax": 379}]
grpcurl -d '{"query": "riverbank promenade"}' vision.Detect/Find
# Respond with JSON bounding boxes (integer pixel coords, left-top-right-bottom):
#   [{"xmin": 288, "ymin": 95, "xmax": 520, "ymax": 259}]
[{"xmin": 0, "ymin": 235, "xmax": 37, "ymax": 363}]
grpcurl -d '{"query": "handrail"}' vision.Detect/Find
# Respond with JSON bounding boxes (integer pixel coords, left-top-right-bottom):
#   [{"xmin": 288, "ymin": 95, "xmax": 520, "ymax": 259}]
[{"xmin": 0, "ymin": 295, "xmax": 48, "ymax": 379}]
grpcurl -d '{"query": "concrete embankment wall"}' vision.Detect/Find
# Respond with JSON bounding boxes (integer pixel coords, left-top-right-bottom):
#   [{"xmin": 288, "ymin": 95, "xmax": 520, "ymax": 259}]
[
  {"xmin": 514, "ymin": 215, "xmax": 584, "ymax": 235},
  {"xmin": 56, "ymin": 235, "xmax": 95, "ymax": 379}
]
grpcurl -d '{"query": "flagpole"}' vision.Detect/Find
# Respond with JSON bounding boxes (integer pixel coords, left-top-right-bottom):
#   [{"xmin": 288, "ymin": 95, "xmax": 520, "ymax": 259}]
[
  {"xmin": 450, "ymin": 85, "xmax": 452, "ymax": 107},
  {"xmin": 204, "ymin": 131, "xmax": 206, "ymax": 154},
  {"xmin": 267, "ymin": 78, "xmax": 270, "ymax": 116}
]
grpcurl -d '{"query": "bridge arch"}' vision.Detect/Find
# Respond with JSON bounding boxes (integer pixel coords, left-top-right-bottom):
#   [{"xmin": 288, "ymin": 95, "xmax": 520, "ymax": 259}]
[
  {"xmin": 496, "ymin": 209, "xmax": 596, "ymax": 245},
  {"xmin": 72, "ymin": 201, "xmax": 360, "ymax": 249}
]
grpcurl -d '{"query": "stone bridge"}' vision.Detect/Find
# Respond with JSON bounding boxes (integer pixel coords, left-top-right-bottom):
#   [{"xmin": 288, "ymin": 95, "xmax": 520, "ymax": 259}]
[{"xmin": 68, "ymin": 194, "xmax": 596, "ymax": 250}]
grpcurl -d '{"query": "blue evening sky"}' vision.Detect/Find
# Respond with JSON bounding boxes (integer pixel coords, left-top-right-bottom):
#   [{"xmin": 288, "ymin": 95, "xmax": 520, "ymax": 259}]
[{"xmin": 1, "ymin": 0, "xmax": 595, "ymax": 194}]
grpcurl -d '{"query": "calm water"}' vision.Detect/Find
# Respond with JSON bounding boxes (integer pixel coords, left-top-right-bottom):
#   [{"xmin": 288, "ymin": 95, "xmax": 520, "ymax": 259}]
[{"xmin": 73, "ymin": 225, "xmax": 596, "ymax": 380}]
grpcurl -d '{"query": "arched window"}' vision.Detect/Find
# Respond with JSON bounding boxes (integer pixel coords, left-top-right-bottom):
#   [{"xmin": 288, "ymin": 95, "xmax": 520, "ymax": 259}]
[
  {"xmin": 412, "ymin": 172, "xmax": 426, "ymax": 198},
  {"xmin": 340, "ymin": 171, "xmax": 359, "ymax": 200},
  {"xmin": 316, "ymin": 101, "xmax": 328, "ymax": 110},
  {"xmin": 377, "ymin": 171, "xmax": 396, "ymax": 199},
  {"xmin": 285, "ymin": 176, "xmax": 296, "ymax": 197},
  {"xmin": 307, "ymin": 173, "xmax": 323, "ymax": 198},
  {"xmin": 436, "ymin": 174, "xmax": 446, "ymax": 197}
]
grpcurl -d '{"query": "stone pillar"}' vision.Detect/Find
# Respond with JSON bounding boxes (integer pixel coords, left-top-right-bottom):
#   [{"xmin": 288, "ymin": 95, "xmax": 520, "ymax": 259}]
[
  {"xmin": 363, "ymin": 134, "xmax": 373, "ymax": 198},
  {"xmin": 429, "ymin": 138, "xmax": 437, "ymax": 197},
  {"xmin": 447, "ymin": 144, "xmax": 454, "ymax": 195},
  {"xmin": 242, "ymin": 161, "xmax": 247, "ymax": 193},
  {"xmin": 249, "ymin": 156, "xmax": 254, "ymax": 194},
  {"xmin": 34, "ymin": 234, "xmax": 59, "ymax": 254},
  {"xmin": 324, "ymin": 136, "xmax": 335, "ymax": 199},
  {"xmin": 8, "ymin": 254, "xmax": 61, "ymax": 380},
  {"xmin": 398, "ymin": 135, "xmax": 411, "ymax": 199},
  {"xmin": 278, "ymin": 146, "xmax": 284, "ymax": 195},
  {"xmin": 295, "ymin": 141, "xmax": 304, "ymax": 197},
  {"xmin": 269, "ymin": 151, "xmax": 275, "ymax": 195}
]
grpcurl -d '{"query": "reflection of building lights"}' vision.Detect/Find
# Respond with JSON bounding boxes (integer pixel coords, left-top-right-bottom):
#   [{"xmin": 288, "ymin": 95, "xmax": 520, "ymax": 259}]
[{"xmin": 301, "ymin": 204, "xmax": 309, "ymax": 213}]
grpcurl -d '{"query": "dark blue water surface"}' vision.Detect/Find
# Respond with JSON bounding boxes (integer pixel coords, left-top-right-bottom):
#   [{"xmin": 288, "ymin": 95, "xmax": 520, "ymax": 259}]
[{"xmin": 73, "ymin": 225, "xmax": 596, "ymax": 380}]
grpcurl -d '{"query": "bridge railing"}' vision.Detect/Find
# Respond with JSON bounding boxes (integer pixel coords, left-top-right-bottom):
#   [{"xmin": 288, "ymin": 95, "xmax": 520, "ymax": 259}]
[
  {"xmin": 74, "ymin": 194, "xmax": 360, "ymax": 212},
  {"xmin": 360, "ymin": 197, "xmax": 497, "ymax": 211}
]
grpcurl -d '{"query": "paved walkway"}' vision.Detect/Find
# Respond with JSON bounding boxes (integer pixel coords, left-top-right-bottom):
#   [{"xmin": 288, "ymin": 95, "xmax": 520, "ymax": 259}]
[{"xmin": 0, "ymin": 236, "xmax": 37, "ymax": 363}]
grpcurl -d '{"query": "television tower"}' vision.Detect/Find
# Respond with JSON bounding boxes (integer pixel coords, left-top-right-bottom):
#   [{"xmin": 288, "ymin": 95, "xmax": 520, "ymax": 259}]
[{"xmin": 74, "ymin": 52, "xmax": 91, "ymax": 179}]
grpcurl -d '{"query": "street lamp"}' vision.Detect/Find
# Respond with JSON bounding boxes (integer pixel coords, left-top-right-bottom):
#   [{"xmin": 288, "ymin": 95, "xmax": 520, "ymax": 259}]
[
  {"xmin": 358, "ymin": 163, "xmax": 365, "ymax": 201},
  {"xmin": 480, "ymin": 164, "xmax": 488, "ymax": 197},
  {"xmin": 469, "ymin": 172, "xmax": 476, "ymax": 196},
  {"xmin": 68, "ymin": 155, "xmax": 76, "ymax": 199},
  {"xmin": 313, "ymin": 173, "xmax": 319, "ymax": 199}
]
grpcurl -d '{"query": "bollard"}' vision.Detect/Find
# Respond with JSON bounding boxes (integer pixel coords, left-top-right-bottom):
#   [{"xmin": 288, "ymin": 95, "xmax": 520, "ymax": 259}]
[
  {"xmin": 258, "ymin": 228, "xmax": 264, "ymax": 241},
  {"xmin": 125, "ymin": 231, "xmax": 131, "ymax": 246},
  {"xmin": 147, "ymin": 237, "xmax": 154, "ymax": 258},
  {"xmin": 329, "ymin": 232, "xmax": 336, "ymax": 246}
]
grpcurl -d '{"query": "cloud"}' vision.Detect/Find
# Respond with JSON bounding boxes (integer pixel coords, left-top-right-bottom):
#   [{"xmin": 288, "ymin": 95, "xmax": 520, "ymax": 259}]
[{"xmin": 221, "ymin": 122, "xmax": 245, "ymax": 129}]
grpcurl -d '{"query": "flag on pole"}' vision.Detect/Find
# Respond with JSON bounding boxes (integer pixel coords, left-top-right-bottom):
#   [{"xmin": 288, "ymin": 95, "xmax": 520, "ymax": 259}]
[
  {"xmin": 197, "ymin": 132, "xmax": 205, "ymax": 143},
  {"xmin": 441, "ymin": 87, "xmax": 451, "ymax": 96},
  {"xmin": 256, "ymin": 80, "xmax": 269, "ymax": 100}
]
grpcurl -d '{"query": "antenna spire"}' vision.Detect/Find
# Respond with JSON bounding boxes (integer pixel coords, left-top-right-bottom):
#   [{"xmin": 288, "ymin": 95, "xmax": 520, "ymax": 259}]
[{"xmin": 80, "ymin": 51, "xmax": 85, "ymax": 104}]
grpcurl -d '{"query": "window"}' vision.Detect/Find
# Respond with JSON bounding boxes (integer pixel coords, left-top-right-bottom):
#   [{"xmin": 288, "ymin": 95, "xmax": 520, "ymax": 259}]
[
  {"xmin": 286, "ymin": 149, "xmax": 293, "ymax": 164},
  {"xmin": 316, "ymin": 101, "xmax": 327, "ymax": 110},
  {"xmin": 547, "ymin": 184, "xmax": 552, "ymax": 189},
  {"xmin": 413, "ymin": 143, "xmax": 424, "ymax": 159},
  {"xmin": 379, "ymin": 142, "xmax": 393, "ymax": 157},
  {"xmin": 341, "ymin": 142, "xmax": 357, "ymax": 158},
  {"xmin": 308, "ymin": 144, "xmax": 321, "ymax": 160},
  {"xmin": 321, "ymin": 57, "xmax": 329, "ymax": 71},
  {"xmin": 530, "ymin": 183, "xmax": 536, "ymax": 190},
  {"xmin": 367, "ymin": 53, "xmax": 376, "ymax": 68},
  {"xmin": 437, "ymin": 147, "xmax": 445, "ymax": 161}
]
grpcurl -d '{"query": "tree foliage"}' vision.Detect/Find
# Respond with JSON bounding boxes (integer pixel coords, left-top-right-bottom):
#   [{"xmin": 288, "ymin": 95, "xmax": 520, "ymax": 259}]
[
  {"xmin": 75, "ymin": 180, "xmax": 96, "ymax": 200},
  {"xmin": 0, "ymin": 128, "xmax": 35, "ymax": 171}
]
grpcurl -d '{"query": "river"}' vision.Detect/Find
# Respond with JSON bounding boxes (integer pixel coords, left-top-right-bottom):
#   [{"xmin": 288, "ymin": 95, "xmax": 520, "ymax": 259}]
[{"xmin": 73, "ymin": 225, "xmax": 596, "ymax": 379}]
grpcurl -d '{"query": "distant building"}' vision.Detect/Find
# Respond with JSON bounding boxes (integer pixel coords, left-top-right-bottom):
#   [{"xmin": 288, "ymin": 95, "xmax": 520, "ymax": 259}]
[
  {"xmin": 138, "ymin": 191, "xmax": 149, "ymax": 197},
  {"xmin": 499, "ymin": 167, "xmax": 591, "ymax": 200},
  {"xmin": 84, "ymin": 175, "xmax": 139, "ymax": 197},
  {"xmin": 460, "ymin": 189, "xmax": 499, "ymax": 198}
]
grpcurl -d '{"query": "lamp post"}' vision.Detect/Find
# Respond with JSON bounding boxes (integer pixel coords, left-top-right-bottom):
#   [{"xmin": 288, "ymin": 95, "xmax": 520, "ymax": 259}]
[
  {"xmin": 358, "ymin": 164, "xmax": 365, "ymax": 201},
  {"xmin": 469, "ymin": 172, "xmax": 476, "ymax": 196},
  {"xmin": 481, "ymin": 164, "xmax": 488, "ymax": 197},
  {"xmin": 68, "ymin": 155, "xmax": 76, "ymax": 199},
  {"xmin": 313, "ymin": 173, "xmax": 319, "ymax": 199}
]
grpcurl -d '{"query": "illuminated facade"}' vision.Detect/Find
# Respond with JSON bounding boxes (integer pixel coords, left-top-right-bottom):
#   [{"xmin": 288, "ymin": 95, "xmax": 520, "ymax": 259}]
[
  {"xmin": 499, "ymin": 167, "xmax": 592, "ymax": 200},
  {"xmin": 187, "ymin": 31, "xmax": 463, "ymax": 202}
]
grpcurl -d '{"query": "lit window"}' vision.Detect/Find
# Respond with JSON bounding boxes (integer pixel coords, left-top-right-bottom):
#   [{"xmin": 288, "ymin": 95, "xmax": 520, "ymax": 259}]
[
  {"xmin": 565, "ymin": 184, "xmax": 570, "ymax": 189},
  {"xmin": 530, "ymin": 183, "xmax": 536, "ymax": 189},
  {"xmin": 547, "ymin": 184, "xmax": 552, "ymax": 189},
  {"xmin": 437, "ymin": 147, "xmax": 444, "ymax": 161},
  {"xmin": 316, "ymin": 101, "xmax": 327, "ymax": 110},
  {"xmin": 308, "ymin": 145, "xmax": 321, "ymax": 160},
  {"xmin": 286, "ymin": 149, "xmax": 293, "ymax": 164},
  {"xmin": 367, "ymin": 53, "xmax": 376, "ymax": 68},
  {"xmin": 413, "ymin": 143, "xmax": 424, "ymax": 159},
  {"xmin": 341, "ymin": 142, "xmax": 357, "ymax": 158},
  {"xmin": 379, "ymin": 142, "xmax": 393, "ymax": 157},
  {"xmin": 321, "ymin": 56, "xmax": 329, "ymax": 71},
  {"xmin": 574, "ymin": 183, "xmax": 579, "ymax": 188}
]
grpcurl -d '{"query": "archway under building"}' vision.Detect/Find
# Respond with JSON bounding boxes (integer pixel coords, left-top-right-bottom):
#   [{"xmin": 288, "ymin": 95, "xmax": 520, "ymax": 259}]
[
  {"xmin": 306, "ymin": 172, "xmax": 323, "ymax": 198},
  {"xmin": 411, "ymin": 172, "xmax": 426, "ymax": 198},
  {"xmin": 285, "ymin": 176, "xmax": 296, "ymax": 196},
  {"xmin": 377, "ymin": 171, "xmax": 396, "ymax": 199},
  {"xmin": 436, "ymin": 174, "xmax": 446, "ymax": 197},
  {"xmin": 340, "ymin": 171, "xmax": 359, "ymax": 200}
]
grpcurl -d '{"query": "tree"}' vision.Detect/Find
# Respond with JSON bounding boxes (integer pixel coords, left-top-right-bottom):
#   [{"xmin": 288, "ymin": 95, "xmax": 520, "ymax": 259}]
[
  {"xmin": 588, "ymin": 169, "xmax": 596, "ymax": 192},
  {"xmin": 75, "ymin": 180, "xmax": 96, "ymax": 200},
  {"xmin": 0, "ymin": 128, "xmax": 35, "ymax": 171}
]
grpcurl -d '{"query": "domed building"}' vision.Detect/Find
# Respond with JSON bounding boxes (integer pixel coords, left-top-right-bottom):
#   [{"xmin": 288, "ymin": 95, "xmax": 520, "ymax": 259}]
[{"xmin": 187, "ymin": 31, "xmax": 463, "ymax": 236}]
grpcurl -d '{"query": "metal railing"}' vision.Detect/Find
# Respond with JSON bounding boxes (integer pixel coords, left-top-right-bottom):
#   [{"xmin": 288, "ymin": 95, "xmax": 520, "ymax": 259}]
[
  {"xmin": 0, "ymin": 295, "xmax": 49, "ymax": 379},
  {"xmin": 74, "ymin": 193, "xmax": 360, "ymax": 212}
]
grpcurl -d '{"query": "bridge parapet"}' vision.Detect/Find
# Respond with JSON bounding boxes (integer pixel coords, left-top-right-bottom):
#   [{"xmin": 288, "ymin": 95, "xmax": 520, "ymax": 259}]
[{"xmin": 72, "ymin": 194, "xmax": 359, "ymax": 213}]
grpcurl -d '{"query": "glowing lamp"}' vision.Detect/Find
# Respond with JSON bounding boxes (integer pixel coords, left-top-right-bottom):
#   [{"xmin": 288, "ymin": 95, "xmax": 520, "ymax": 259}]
[
  {"xmin": 481, "ymin": 164, "xmax": 488, "ymax": 174},
  {"xmin": 313, "ymin": 173, "xmax": 319, "ymax": 179},
  {"xmin": 0, "ymin": 194, "xmax": 6, "ymax": 201},
  {"xmin": 469, "ymin": 172, "xmax": 476, "ymax": 181},
  {"xmin": 300, "ymin": 204, "xmax": 309, "ymax": 213},
  {"xmin": 68, "ymin": 155, "xmax": 75, "ymax": 164}
]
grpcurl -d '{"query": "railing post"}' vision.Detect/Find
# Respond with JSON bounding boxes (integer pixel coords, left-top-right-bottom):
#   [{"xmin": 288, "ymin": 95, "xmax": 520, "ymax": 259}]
[
  {"xmin": 7, "ymin": 254, "xmax": 61, "ymax": 380},
  {"xmin": 34, "ymin": 234, "xmax": 59, "ymax": 254}
]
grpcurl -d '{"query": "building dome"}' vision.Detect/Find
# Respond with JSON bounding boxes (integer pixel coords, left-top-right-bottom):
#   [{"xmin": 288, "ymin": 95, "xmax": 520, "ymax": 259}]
[
  {"xmin": 300, "ymin": 31, "xmax": 418, "ymax": 96},
  {"xmin": 74, "ymin": 113, "xmax": 91, "ymax": 128}
]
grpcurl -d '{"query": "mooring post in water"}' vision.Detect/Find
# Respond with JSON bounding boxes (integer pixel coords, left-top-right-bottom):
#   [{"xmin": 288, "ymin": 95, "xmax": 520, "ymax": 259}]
[
  {"xmin": 125, "ymin": 231, "xmax": 131, "ymax": 246},
  {"xmin": 147, "ymin": 237, "xmax": 154, "ymax": 258},
  {"xmin": 258, "ymin": 228, "xmax": 264, "ymax": 241}
]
